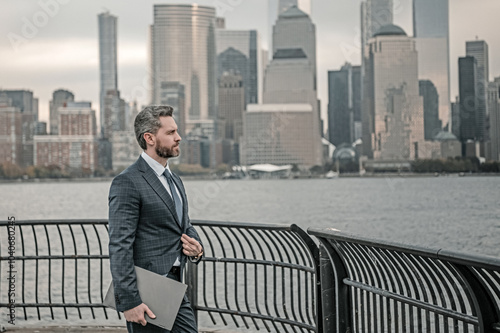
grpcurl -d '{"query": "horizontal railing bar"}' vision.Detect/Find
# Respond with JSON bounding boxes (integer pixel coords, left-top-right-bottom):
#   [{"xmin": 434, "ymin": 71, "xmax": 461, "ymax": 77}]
[
  {"xmin": 1, "ymin": 255, "xmax": 108, "ymax": 260},
  {"xmin": 0, "ymin": 219, "xmax": 108, "ymax": 226},
  {"xmin": 343, "ymin": 278, "xmax": 479, "ymax": 325},
  {"xmin": 196, "ymin": 306, "xmax": 316, "ymax": 331},
  {"xmin": 0, "ymin": 219, "xmax": 295, "ymax": 231},
  {"xmin": 202, "ymin": 257, "xmax": 314, "ymax": 272},
  {"xmin": 192, "ymin": 219, "xmax": 295, "ymax": 231},
  {"xmin": 0, "ymin": 303, "xmax": 110, "ymax": 308},
  {"xmin": 309, "ymin": 227, "xmax": 500, "ymax": 270}
]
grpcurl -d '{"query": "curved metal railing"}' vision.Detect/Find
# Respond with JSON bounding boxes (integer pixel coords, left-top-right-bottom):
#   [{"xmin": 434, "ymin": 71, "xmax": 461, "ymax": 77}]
[
  {"xmin": 0, "ymin": 219, "xmax": 320, "ymax": 332},
  {"xmin": 309, "ymin": 227, "xmax": 500, "ymax": 333},
  {"xmin": 189, "ymin": 220, "xmax": 320, "ymax": 332}
]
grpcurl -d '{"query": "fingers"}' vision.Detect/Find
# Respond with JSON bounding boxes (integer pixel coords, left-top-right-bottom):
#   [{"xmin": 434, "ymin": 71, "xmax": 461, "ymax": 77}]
[
  {"xmin": 144, "ymin": 304, "xmax": 156, "ymax": 320},
  {"xmin": 181, "ymin": 234, "xmax": 198, "ymax": 245},
  {"xmin": 181, "ymin": 234, "xmax": 202, "ymax": 256},
  {"xmin": 124, "ymin": 303, "xmax": 155, "ymax": 326}
]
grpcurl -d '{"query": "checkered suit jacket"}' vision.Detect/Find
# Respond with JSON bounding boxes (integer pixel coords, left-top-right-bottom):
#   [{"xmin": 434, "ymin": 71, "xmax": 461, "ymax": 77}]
[{"xmin": 108, "ymin": 156, "xmax": 203, "ymax": 312}]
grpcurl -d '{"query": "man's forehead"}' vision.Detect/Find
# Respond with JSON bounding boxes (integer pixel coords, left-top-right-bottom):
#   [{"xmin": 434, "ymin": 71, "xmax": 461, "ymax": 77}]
[{"xmin": 160, "ymin": 116, "xmax": 177, "ymax": 129}]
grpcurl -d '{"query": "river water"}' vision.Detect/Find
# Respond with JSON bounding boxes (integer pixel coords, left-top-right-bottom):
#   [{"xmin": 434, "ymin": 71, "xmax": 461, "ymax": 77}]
[{"xmin": 2, "ymin": 176, "xmax": 499, "ymax": 256}]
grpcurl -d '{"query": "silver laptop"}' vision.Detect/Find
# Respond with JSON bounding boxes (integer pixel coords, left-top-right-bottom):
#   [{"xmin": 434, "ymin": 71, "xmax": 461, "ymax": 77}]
[{"xmin": 104, "ymin": 266, "xmax": 188, "ymax": 330}]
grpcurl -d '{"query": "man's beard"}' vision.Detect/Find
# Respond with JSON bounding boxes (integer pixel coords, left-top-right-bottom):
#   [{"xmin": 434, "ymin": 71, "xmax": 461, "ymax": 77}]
[{"xmin": 155, "ymin": 141, "xmax": 180, "ymax": 159}]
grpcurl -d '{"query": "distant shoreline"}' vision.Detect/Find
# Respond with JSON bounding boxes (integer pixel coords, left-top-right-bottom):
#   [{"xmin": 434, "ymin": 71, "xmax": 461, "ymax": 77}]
[{"xmin": 1, "ymin": 172, "xmax": 499, "ymax": 184}]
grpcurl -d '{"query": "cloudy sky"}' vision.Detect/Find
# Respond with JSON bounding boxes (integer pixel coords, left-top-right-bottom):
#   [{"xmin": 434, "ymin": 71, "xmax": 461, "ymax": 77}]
[{"xmin": 1, "ymin": 0, "xmax": 499, "ymax": 129}]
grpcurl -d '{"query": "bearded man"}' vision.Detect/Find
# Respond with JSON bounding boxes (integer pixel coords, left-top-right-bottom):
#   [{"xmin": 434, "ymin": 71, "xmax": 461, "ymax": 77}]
[{"xmin": 108, "ymin": 105, "xmax": 203, "ymax": 333}]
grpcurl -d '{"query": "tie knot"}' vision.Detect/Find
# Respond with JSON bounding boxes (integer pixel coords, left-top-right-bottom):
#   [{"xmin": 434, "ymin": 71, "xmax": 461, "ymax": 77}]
[{"xmin": 163, "ymin": 169, "xmax": 172, "ymax": 179}]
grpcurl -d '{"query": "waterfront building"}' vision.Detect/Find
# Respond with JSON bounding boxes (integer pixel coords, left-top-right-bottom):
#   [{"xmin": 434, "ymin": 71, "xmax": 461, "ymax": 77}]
[
  {"xmin": 0, "ymin": 94, "xmax": 23, "ymax": 166},
  {"xmin": 34, "ymin": 136, "xmax": 98, "ymax": 174},
  {"xmin": 241, "ymin": 104, "xmax": 322, "ymax": 167},
  {"xmin": 111, "ymin": 130, "xmax": 143, "ymax": 172},
  {"xmin": 216, "ymin": 29, "xmax": 261, "ymax": 105},
  {"xmin": 34, "ymin": 103, "xmax": 98, "ymax": 173},
  {"xmin": 150, "ymin": 4, "xmax": 217, "ymax": 135},
  {"xmin": 102, "ymin": 90, "xmax": 126, "ymax": 139},
  {"xmin": 458, "ymin": 56, "xmax": 478, "ymax": 143},
  {"xmin": 362, "ymin": 25, "xmax": 425, "ymax": 160},
  {"xmin": 49, "ymin": 89, "xmax": 74, "ymax": 135},
  {"xmin": 413, "ymin": 0, "xmax": 450, "ymax": 130},
  {"xmin": 328, "ymin": 64, "xmax": 362, "ymax": 146},
  {"xmin": 466, "ymin": 40, "xmax": 489, "ymax": 142},
  {"xmin": 98, "ymin": 11, "xmax": 118, "ymax": 137},
  {"xmin": 0, "ymin": 89, "xmax": 38, "ymax": 166},
  {"xmin": 419, "ymin": 80, "xmax": 442, "ymax": 140},
  {"xmin": 488, "ymin": 79, "xmax": 500, "ymax": 161}
]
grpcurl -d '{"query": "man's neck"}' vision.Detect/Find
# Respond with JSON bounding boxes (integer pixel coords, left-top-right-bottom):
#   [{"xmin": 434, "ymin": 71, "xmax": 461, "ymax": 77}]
[{"xmin": 144, "ymin": 149, "xmax": 168, "ymax": 167}]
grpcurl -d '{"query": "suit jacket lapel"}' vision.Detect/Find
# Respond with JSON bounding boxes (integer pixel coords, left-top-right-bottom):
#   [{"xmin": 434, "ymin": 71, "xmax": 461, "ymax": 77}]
[{"xmin": 138, "ymin": 157, "xmax": 181, "ymax": 227}]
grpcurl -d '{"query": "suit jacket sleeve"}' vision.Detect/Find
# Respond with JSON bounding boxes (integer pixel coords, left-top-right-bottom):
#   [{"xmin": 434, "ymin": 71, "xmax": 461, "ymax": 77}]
[
  {"xmin": 108, "ymin": 173, "xmax": 143, "ymax": 312},
  {"xmin": 175, "ymin": 175, "xmax": 204, "ymax": 264}
]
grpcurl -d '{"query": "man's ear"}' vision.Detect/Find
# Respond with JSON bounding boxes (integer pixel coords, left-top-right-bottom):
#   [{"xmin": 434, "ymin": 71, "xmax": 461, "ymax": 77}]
[{"xmin": 143, "ymin": 132, "xmax": 155, "ymax": 146}]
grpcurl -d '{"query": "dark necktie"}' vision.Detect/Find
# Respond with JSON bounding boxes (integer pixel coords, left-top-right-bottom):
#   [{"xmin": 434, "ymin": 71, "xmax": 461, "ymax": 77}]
[{"xmin": 163, "ymin": 169, "xmax": 183, "ymax": 224}]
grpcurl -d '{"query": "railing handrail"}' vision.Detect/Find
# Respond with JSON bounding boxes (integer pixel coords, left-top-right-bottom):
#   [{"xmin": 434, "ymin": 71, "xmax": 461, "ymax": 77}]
[{"xmin": 308, "ymin": 227, "xmax": 500, "ymax": 270}]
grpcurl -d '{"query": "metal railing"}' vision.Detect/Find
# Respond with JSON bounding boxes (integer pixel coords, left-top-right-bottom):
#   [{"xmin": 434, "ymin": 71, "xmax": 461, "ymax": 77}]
[
  {"xmin": 309, "ymin": 227, "xmax": 500, "ymax": 333},
  {"xmin": 0, "ymin": 220, "xmax": 117, "ymax": 322},
  {"xmin": 3, "ymin": 220, "xmax": 500, "ymax": 332},
  {"xmin": 189, "ymin": 220, "xmax": 320, "ymax": 332},
  {"xmin": 0, "ymin": 220, "xmax": 320, "ymax": 332}
]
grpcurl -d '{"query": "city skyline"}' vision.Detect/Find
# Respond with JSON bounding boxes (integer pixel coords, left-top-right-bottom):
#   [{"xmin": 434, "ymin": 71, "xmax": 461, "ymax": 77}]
[{"xmin": 1, "ymin": 0, "xmax": 499, "ymax": 133}]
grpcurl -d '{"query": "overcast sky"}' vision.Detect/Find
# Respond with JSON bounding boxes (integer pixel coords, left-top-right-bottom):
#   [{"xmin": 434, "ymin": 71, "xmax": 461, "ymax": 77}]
[{"xmin": 1, "ymin": 0, "xmax": 499, "ymax": 129}]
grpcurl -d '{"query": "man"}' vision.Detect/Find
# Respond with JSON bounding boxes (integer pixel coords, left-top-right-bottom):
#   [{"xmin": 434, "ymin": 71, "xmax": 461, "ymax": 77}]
[{"xmin": 108, "ymin": 105, "xmax": 203, "ymax": 333}]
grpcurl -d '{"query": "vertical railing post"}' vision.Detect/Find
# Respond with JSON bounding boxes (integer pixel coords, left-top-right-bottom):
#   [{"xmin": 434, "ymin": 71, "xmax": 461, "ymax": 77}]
[
  {"xmin": 291, "ymin": 224, "xmax": 322, "ymax": 332},
  {"xmin": 452, "ymin": 263, "xmax": 499, "ymax": 333},
  {"xmin": 318, "ymin": 239, "xmax": 352, "ymax": 333},
  {"xmin": 186, "ymin": 260, "xmax": 198, "ymax": 323}
]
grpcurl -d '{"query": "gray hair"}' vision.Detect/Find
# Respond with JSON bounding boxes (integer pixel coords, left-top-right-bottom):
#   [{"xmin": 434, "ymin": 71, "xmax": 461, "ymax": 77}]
[{"xmin": 134, "ymin": 105, "xmax": 174, "ymax": 150}]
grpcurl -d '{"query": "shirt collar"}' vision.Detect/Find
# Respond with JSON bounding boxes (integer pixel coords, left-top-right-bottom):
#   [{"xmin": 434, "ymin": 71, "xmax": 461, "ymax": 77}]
[{"xmin": 141, "ymin": 151, "xmax": 171, "ymax": 177}]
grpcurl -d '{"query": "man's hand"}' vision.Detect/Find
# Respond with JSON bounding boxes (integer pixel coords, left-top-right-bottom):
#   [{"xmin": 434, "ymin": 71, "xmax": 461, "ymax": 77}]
[
  {"xmin": 181, "ymin": 234, "xmax": 203, "ymax": 258},
  {"xmin": 124, "ymin": 303, "xmax": 156, "ymax": 326}
]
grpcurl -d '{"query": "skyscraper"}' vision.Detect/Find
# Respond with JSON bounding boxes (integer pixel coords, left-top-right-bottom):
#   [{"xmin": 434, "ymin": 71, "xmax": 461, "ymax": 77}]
[
  {"xmin": 466, "ymin": 40, "xmax": 489, "ymax": 141},
  {"xmin": 273, "ymin": 6, "xmax": 317, "ymax": 89},
  {"xmin": 419, "ymin": 80, "xmax": 442, "ymax": 140},
  {"xmin": 458, "ymin": 56, "xmax": 478, "ymax": 143},
  {"xmin": 328, "ymin": 64, "xmax": 361, "ymax": 146},
  {"xmin": 487, "ymin": 79, "xmax": 500, "ymax": 161},
  {"xmin": 98, "ymin": 12, "xmax": 118, "ymax": 137},
  {"xmin": 413, "ymin": 0, "xmax": 450, "ymax": 130},
  {"xmin": 361, "ymin": 0, "xmax": 393, "ymax": 50},
  {"xmin": 362, "ymin": 25, "xmax": 425, "ymax": 160},
  {"xmin": 216, "ymin": 29, "xmax": 261, "ymax": 105},
  {"xmin": 150, "ymin": 4, "xmax": 217, "ymax": 136},
  {"xmin": 218, "ymin": 73, "xmax": 245, "ymax": 142}
]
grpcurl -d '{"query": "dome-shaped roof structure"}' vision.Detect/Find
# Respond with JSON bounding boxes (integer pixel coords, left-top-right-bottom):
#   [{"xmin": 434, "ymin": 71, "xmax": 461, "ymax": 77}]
[
  {"xmin": 373, "ymin": 24, "xmax": 407, "ymax": 37},
  {"xmin": 332, "ymin": 143, "xmax": 359, "ymax": 162}
]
